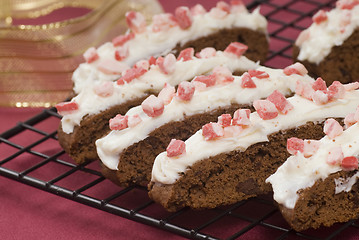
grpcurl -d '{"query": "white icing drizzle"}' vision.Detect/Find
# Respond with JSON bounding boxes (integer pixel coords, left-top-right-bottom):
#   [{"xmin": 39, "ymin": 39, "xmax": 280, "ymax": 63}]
[
  {"xmin": 61, "ymin": 52, "xmax": 258, "ymax": 134},
  {"xmin": 96, "ymin": 67, "xmax": 314, "ymax": 170},
  {"xmin": 72, "ymin": 7, "xmax": 267, "ymax": 93},
  {"xmin": 335, "ymin": 172, "xmax": 359, "ymax": 194},
  {"xmin": 296, "ymin": 3, "xmax": 359, "ymax": 64},
  {"xmin": 152, "ymin": 90, "xmax": 359, "ymax": 185},
  {"xmin": 267, "ymin": 122, "xmax": 359, "ymax": 209}
]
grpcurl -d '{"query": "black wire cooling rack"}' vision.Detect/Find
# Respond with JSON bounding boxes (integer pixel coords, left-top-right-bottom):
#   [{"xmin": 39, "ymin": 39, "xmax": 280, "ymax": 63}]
[{"xmin": 1, "ymin": 0, "xmax": 359, "ymax": 239}]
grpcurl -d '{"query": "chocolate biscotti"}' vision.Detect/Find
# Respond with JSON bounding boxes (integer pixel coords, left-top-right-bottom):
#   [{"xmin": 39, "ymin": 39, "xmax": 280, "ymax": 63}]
[
  {"xmin": 56, "ymin": 44, "xmax": 258, "ymax": 164},
  {"xmin": 267, "ymin": 107, "xmax": 359, "ymax": 231},
  {"xmin": 96, "ymin": 63, "xmax": 314, "ymax": 187},
  {"xmin": 293, "ymin": 0, "xmax": 359, "ymax": 85},
  {"xmin": 72, "ymin": 2, "xmax": 268, "ymax": 94},
  {"xmin": 148, "ymin": 80, "xmax": 359, "ymax": 212}
]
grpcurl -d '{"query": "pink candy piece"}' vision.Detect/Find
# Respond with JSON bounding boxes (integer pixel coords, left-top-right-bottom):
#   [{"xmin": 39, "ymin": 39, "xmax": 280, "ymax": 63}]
[
  {"xmin": 127, "ymin": 114, "xmax": 142, "ymax": 128},
  {"xmin": 224, "ymin": 42, "xmax": 248, "ymax": 58},
  {"xmin": 158, "ymin": 83, "xmax": 175, "ymax": 105},
  {"xmin": 175, "ymin": 6, "xmax": 193, "ymax": 29},
  {"xmin": 344, "ymin": 112, "xmax": 356, "ymax": 128},
  {"xmin": 248, "ymin": 69, "xmax": 269, "ymax": 79},
  {"xmin": 177, "ymin": 48, "xmax": 194, "ymax": 61},
  {"xmin": 212, "ymin": 66, "xmax": 234, "ymax": 84},
  {"xmin": 156, "ymin": 54, "xmax": 176, "ymax": 75},
  {"xmin": 190, "ymin": 4, "xmax": 207, "ymax": 15},
  {"xmin": 134, "ymin": 59, "xmax": 150, "ymax": 71},
  {"xmin": 202, "ymin": 122, "xmax": 224, "ymax": 140},
  {"xmin": 313, "ymin": 10, "xmax": 328, "ymax": 24},
  {"xmin": 83, "ymin": 47, "xmax": 99, "ymax": 63},
  {"xmin": 218, "ymin": 114, "xmax": 232, "ymax": 127},
  {"xmin": 344, "ymin": 82, "xmax": 359, "ymax": 91},
  {"xmin": 193, "ymin": 81, "xmax": 207, "ymax": 91},
  {"xmin": 230, "ymin": 0, "xmax": 245, "ymax": 13},
  {"xmin": 324, "ymin": 118, "xmax": 343, "ymax": 139},
  {"xmin": 312, "ymin": 90, "xmax": 329, "ymax": 105},
  {"xmin": 115, "ymin": 45, "xmax": 129, "ymax": 61},
  {"xmin": 327, "ymin": 146, "xmax": 344, "ymax": 165},
  {"xmin": 283, "ymin": 62, "xmax": 308, "ymax": 76},
  {"xmin": 166, "ymin": 139, "xmax": 186, "ymax": 157},
  {"xmin": 94, "ymin": 81, "xmax": 114, "ymax": 97},
  {"xmin": 195, "ymin": 47, "xmax": 217, "ymax": 58},
  {"xmin": 337, "ymin": 0, "xmax": 359, "ymax": 10},
  {"xmin": 216, "ymin": 1, "xmax": 231, "ymax": 13},
  {"xmin": 152, "ymin": 13, "xmax": 178, "ymax": 32},
  {"xmin": 267, "ymin": 90, "xmax": 293, "ymax": 114},
  {"xmin": 55, "ymin": 102, "xmax": 79, "ymax": 115},
  {"xmin": 345, "ymin": 106, "xmax": 359, "ymax": 128},
  {"xmin": 312, "ymin": 77, "xmax": 327, "ymax": 91},
  {"xmin": 117, "ymin": 67, "xmax": 147, "ymax": 84},
  {"xmin": 177, "ymin": 81, "xmax": 195, "ymax": 101},
  {"xmin": 148, "ymin": 56, "xmax": 157, "ymax": 66},
  {"xmin": 141, "ymin": 95, "xmax": 164, "ymax": 117},
  {"xmin": 232, "ymin": 109, "xmax": 251, "ymax": 126},
  {"xmin": 109, "ymin": 114, "xmax": 128, "ymax": 131},
  {"xmin": 193, "ymin": 74, "xmax": 216, "ymax": 87},
  {"xmin": 341, "ymin": 156, "xmax": 359, "ymax": 171},
  {"xmin": 97, "ymin": 59, "xmax": 129, "ymax": 75},
  {"xmin": 126, "ymin": 11, "xmax": 146, "ymax": 34},
  {"xmin": 112, "ymin": 33, "xmax": 135, "ymax": 47},
  {"xmin": 303, "ymin": 140, "xmax": 320, "ymax": 158},
  {"xmin": 295, "ymin": 80, "xmax": 315, "ymax": 100},
  {"xmin": 241, "ymin": 72, "xmax": 256, "ymax": 88},
  {"xmin": 253, "ymin": 99, "xmax": 278, "ymax": 120},
  {"xmin": 287, "ymin": 137, "xmax": 304, "ymax": 155},
  {"xmin": 209, "ymin": 7, "xmax": 228, "ymax": 19},
  {"xmin": 328, "ymin": 81, "xmax": 345, "ymax": 100}
]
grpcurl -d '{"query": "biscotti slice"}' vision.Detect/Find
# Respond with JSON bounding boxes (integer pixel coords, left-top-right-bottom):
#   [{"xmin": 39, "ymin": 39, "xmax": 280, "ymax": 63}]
[
  {"xmin": 56, "ymin": 45, "xmax": 259, "ymax": 164},
  {"xmin": 148, "ymin": 81, "xmax": 359, "ymax": 212},
  {"xmin": 266, "ymin": 106, "xmax": 359, "ymax": 231},
  {"xmin": 293, "ymin": 0, "xmax": 359, "ymax": 85},
  {"xmin": 96, "ymin": 63, "xmax": 315, "ymax": 187},
  {"xmin": 73, "ymin": 2, "xmax": 268, "ymax": 94}
]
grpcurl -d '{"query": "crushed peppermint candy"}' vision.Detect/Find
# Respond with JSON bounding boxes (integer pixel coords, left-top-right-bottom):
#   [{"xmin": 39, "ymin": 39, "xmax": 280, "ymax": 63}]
[
  {"xmin": 83, "ymin": 47, "xmax": 99, "ymax": 63},
  {"xmin": 253, "ymin": 99, "xmax": 278, "ymax": 120},
  {"xmin": 166, "ymin": 139, "xmax": 186, "ymax": 157},
  {"xmin": 283, "ymin": 62, "xmax": 308, "ymax": 76},
  {"xmin": 141, "ymin": 95, "xmax": 164, "ymax": 117},
  {"xmin": 202, "ymin": 122, "xmax": 225, "ymax": 140},
  {"xmin": 109, "ymin": 114, "xmax": 128, "ymax": 131},
  {"xmin": 175, "ymin": 6, "xmax": 193, "ymax": 29},
  {"xmin": 224, "ymin": 42, "xmax": 248, "ymax": 58},
  {"xmin": 177, "ymin": 48, "xmax": 194, "ymax": 62},
  {"xmin": 176, "ymin": 81, "xmax": 195, "ymax": 101},
  {"xmin": 55, "ymin": 102, "xmax": 79, "ymax": 116},
  {"xmin": 324, "ymin": 118, "xmax": 343, "ymax": 139},
  {"xmin": 126, "ymin": 11, "xmax": 146, "ymax": 34},
  {"xmin": 156, "ymin": 54, "xmax": 176, "ymax": 75}
]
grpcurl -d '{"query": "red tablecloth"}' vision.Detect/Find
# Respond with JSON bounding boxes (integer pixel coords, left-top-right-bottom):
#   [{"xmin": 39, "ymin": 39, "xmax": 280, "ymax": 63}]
[{"xmin": 2, "ymin": 0, "xmax": 359, "ymax": 239}]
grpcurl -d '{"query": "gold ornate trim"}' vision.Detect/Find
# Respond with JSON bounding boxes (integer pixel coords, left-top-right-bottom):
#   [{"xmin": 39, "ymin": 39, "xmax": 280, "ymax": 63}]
[{"xmin": 0, "ymin": 0, "xmax": 163, "ymax": 107}]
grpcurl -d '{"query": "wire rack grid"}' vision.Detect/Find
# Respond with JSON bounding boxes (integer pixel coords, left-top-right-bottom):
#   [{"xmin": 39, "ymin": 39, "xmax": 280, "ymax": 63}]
[{"xmin": 1, "ymin": 0, "xmax": 359, "ymax": 239}]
